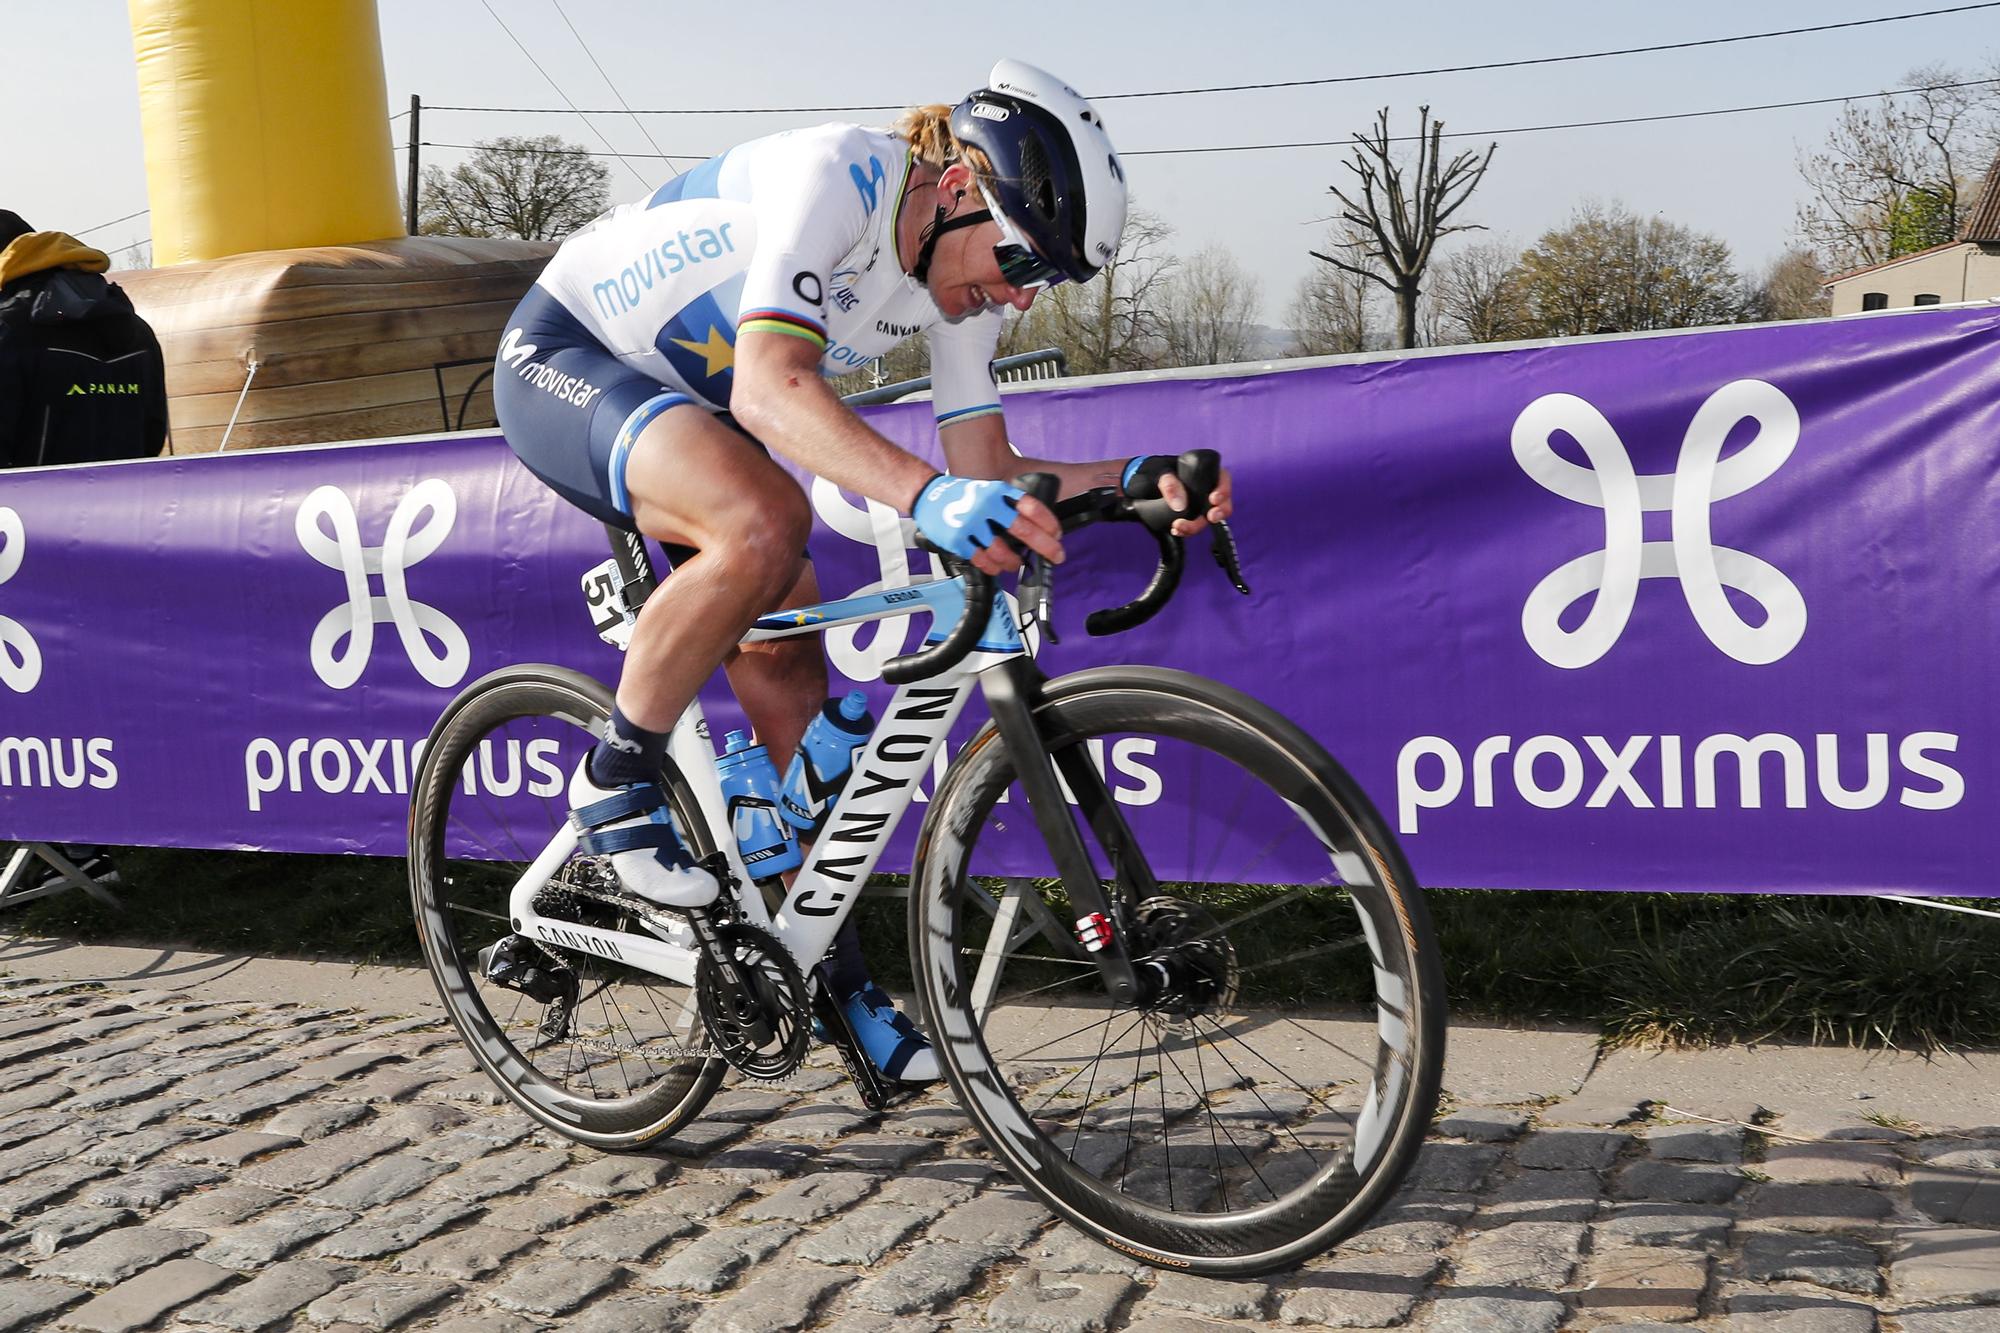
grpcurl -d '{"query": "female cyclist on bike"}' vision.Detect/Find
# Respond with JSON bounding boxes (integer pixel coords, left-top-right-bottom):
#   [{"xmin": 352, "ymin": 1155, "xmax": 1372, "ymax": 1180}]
[{"xmin": 492, "ymin": 59, "xmax": 1233, "ymax": 1085}]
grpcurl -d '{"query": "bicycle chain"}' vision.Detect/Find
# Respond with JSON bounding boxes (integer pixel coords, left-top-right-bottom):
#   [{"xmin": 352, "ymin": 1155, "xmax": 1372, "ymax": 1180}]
[
  {"xmin": 524, "ymin": 863, "xmax": 716, "ymax": 1064},
  {"xmin": 527, "ymin": 864, "xmax": 831, "ymax": 1082}
]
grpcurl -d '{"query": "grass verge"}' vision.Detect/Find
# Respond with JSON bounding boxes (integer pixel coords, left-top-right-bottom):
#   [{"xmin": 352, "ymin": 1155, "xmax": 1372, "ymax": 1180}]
[{"xmin": 7, "ymin": 847, "xmax": 1997, "ymax": 1050}]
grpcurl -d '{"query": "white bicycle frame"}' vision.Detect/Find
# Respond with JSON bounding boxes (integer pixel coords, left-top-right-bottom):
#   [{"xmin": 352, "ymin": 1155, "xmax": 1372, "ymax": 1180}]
[{"xmin": 505, "ymin": 575, "xmax": 1030, "ymax": 988}]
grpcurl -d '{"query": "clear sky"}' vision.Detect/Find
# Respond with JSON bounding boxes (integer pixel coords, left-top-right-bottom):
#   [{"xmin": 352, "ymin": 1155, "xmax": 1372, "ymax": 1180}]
[{"xmin": 9, "ymin": 2, "xmax": 1998, "ymax": 324}]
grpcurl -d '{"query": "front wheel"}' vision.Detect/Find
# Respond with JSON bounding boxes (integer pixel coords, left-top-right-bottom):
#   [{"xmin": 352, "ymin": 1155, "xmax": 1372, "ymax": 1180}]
[
  {"xmin": 910, "ymin": 667, "xmax": 1444, "ymax": 1276},
  {"xmin": 408, "ymin": 663, "xmax": 725, "ymax": 1149}
]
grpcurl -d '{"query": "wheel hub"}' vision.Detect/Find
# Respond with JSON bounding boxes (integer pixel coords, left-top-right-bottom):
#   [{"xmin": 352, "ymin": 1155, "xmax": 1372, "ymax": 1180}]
[{"xmin": 1130, "ymin": 897, "xmax": 1239, "ymax": 1030}]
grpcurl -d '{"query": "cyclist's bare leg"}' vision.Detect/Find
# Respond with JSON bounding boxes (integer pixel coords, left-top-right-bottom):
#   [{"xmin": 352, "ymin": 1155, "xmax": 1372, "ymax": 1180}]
[
  {"xmin": 723, "ymin": 561, "xmax": 827, "ymax": 764},
  {"xmin": 717, "ymin": 561, "xmax": 876, "ymax": 997},
  {"xmin": 614, "ymin": 407, "xmax": 813, "ymax": 733},
  {"xmin": 618, "ymin": 410, "xmax": 907, "ymax": 1040}
]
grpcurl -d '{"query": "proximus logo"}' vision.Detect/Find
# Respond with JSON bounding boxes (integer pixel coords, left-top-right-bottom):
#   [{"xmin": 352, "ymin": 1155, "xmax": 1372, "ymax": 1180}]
[
  {"xmin": 296, "ymin": 481, "xmax": 470, "ymax": 690},
  {"xmin": 1513, "ymin": 379, "xmax": 1806, "ymax": 668},
  {"xmin": 0, "ymin": 509, "xmax": 42, "ymax": 694}
]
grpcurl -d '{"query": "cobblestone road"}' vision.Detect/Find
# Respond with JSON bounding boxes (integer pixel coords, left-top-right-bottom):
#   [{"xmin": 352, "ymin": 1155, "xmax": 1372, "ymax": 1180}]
[{"xmin": 2, "ymin": 976, "xmax": 1999, "ymax": 1332}]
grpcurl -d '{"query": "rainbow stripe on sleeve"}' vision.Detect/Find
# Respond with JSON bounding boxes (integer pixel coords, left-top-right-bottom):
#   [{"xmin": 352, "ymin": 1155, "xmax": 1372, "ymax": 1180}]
[{"xmin": 738, "ymin": 309, "xmax": 828, "ymax": 348}]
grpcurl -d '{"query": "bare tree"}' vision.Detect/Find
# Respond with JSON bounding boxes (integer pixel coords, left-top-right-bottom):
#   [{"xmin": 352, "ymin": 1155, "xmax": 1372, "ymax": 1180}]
[
  {"xmin": 1744, "ymin": 249, "xmax": 1833, "ymax": 323},
  {"xmin": 1515, "ymin": 201, "xmax": 1745, "ymax": 337},
  {"xmin": 996, "ymin": 207, "xmax": 1178, "ymax": 373},
  {"xmin": 1157, "ymin": 246, "xmax": 1262, "ymax": 368},
  {"xmin": 1317, "ymin": 107, "xmax": 1495, "ymax": 349},
  {"xmin": 828, "ymin": 336, "xmax": 932, "ymax": 399},
  {"xmin": 419, "ymin": 135, "xmax": 611, "ymax": 242},
  {"xmin": 1287, "ymin": 223, "xmax": 1378, "ymax": 355},
  {"xmin": 1796, "ymin": 63, "xmax": 2000, "ymax": 270},
  {"xmin": 110, "ymin": 238, "xmax": 153, "ymax": 272},
  {"xmin": 1429, "ymin": 237, "xmax": 1530, "ymax": 344}
]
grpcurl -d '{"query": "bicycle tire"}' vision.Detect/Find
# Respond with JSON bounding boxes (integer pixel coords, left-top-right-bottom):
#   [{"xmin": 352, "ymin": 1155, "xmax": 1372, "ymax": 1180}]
[
  {"xmin": 909, "ymin": 666, "xmax": 1444, "ymax": 1276},
  {"xmin": 409, "ymin": 663, "xmax": 725, "ymax": 1148}
]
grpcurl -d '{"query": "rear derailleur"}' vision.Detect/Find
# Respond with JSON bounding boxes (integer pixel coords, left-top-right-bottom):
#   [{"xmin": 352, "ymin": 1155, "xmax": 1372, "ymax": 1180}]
[{"xmin": 477, "ymin": 934, "xmax": 580, "ymax": 1042}]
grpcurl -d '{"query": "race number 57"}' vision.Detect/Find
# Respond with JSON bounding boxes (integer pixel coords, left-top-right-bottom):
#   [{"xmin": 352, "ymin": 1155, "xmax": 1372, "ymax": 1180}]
[{"xmin": 581, "ymin": 559, "xmax": 635, "ymax": 651}]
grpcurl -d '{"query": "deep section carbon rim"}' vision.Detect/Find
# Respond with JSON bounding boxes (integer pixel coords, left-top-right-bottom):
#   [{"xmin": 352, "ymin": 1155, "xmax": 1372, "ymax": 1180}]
[
  {"xmin": 409, "ymin": 664, "xmax": 723, "ymax": 1147},
  {"xmin": 912, "ymin": 670, "xmax": 1444, "ymax": 1275}
]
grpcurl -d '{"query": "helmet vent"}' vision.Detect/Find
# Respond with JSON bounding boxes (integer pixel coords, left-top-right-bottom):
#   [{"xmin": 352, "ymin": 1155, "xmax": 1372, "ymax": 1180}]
[{"xmin": 1017, "ymin": 135, "xmax": 1056, "ymax": 222}]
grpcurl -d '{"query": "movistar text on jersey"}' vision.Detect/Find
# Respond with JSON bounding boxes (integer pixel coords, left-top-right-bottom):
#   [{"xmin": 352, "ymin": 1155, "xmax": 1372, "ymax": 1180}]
[
  {"xmin": 497, "ymin": 329, "xmax": 602, "ymax": 408},
  {"xmin": 591, "ymin": 224, "xmax": 740, "ymax": 318},
  {"xmin": 1397, "ymin": 730, "xmax": 1963, "ymax": 834}
]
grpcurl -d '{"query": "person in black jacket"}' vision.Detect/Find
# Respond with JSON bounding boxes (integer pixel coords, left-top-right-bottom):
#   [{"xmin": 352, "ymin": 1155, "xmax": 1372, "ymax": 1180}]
[
  {"xmin": 0, "ymin": 210, "xmax": 166, "ymax": 894},
  {"xmin": 0, "ymin": 210, "xmax": 168, "ymax": 468}
]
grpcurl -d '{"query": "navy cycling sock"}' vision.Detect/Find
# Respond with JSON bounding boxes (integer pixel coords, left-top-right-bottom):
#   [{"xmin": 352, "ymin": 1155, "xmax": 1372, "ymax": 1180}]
[
  {"xmin": 820, "ymin": 920, "xmax": 872, "ymax": 997},
  {"xmin": 587, "ymin": 703, "xmax": 668, "ymax": 788}
]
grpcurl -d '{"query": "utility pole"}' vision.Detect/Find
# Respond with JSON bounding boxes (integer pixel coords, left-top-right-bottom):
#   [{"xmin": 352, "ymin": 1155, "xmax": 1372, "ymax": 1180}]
[{"xmin": 405, "ymin": 95, "xmax": 421, "ymax": 235}]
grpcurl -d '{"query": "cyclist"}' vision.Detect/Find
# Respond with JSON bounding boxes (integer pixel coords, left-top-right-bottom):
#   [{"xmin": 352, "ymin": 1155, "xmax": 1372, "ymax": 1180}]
[{"xmin": 493, "ymin": 59, "xmax": 1233, "ymax": 1085}]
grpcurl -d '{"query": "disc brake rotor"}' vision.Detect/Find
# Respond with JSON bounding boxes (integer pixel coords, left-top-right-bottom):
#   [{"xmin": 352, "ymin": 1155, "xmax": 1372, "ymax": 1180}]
[{"xmin": 1133, "ymin": 896, "xmax": 1240, "ymax": 1031}]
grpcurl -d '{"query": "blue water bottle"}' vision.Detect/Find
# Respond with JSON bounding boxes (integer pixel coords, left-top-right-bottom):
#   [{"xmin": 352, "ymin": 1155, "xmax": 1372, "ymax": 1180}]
[
  {"xmin": 716, "ymin": 730, "xmax": 801, "ymax": 879},
  {"xmin": 780, "ymin": 691, "xmax": 874, "ymax": 837}
]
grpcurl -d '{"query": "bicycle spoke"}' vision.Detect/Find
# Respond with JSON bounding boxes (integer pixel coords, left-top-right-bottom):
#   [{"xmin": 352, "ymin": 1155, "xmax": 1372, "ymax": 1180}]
[
  {"xmin": 1195, "ymin": 1014, "xmax": 1359, "ymax": 1141},
  {"xmin": 991, "ymin": 1001, "xmax": 1130, "ymax": 1063},
  {"xmin": 1026, "ymin": 1010, "xmax": 1125, "ymax": 1118},
  {"xmin": 413, "ymin": 677, "xmax": 713, "ymax": 1144},
  {"xmin": 1235, "ymin": 935, "xmax": 1367, "ymax": 979},
  {"xmin": 1161, "ymin": 1031, "xmax": 1273, "ymax": 1204},
  {"xmin": 1185, "ymin": 1020, "xmax": 1326, "ymax": 1165}
]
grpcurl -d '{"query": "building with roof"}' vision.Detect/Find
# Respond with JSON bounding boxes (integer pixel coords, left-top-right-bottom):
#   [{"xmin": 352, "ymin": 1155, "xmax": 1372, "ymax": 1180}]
[{"xmin": 1823, "ymin": 152, "xmax": 2000, "ymax": 315}]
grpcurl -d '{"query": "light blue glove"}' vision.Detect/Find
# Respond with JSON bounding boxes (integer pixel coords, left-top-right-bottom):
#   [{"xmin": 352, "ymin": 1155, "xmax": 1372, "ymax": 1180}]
[{"xmin": 910, "ymin": 473, "xmax": 1024, "ymax": 560}]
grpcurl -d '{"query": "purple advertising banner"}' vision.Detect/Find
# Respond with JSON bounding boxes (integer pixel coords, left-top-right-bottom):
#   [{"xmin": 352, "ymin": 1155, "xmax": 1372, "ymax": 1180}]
[{"xmin": 2, "ymin": 305, "xmax": 1996, "ymax": 895}]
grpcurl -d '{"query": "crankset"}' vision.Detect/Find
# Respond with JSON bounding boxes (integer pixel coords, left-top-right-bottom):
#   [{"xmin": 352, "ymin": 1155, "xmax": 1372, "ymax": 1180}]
[{"xmin": 694, "ymin": 920, "xmax": 811, "ymax": 1079}]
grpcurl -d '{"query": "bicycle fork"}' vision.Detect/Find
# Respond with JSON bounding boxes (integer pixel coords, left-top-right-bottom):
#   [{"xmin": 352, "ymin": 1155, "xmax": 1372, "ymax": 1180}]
[{"xmin": 980, "ymin": 658, "xmax": 1156, "ymax": 1006}]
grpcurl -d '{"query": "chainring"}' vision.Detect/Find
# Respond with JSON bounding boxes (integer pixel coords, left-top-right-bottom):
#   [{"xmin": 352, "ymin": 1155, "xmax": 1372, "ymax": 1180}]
[{"xmin": 696, "ymin": 922, "xmax": 810, "ymax": 1080}]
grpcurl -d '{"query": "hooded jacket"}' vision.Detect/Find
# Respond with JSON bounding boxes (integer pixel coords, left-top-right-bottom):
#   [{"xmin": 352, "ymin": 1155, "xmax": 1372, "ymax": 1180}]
[{"xmin": 0, "ymin": 232, "xmax": 168, "ymax": 467}]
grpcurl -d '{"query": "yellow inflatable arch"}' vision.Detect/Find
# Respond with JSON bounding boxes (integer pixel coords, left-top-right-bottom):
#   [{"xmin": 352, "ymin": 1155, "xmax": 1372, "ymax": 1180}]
[
  {"xmin": 130, "ymin": 0, "xmax": 405, "ymax": 264},
  {"xmin": 120, "ymin": 0, "xmax": 553, "ymax": 452}
]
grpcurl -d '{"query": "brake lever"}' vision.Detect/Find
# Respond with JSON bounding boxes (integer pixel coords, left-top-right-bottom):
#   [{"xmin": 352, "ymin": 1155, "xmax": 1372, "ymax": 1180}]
[
  {"xmin": 1020, "ymin": 553, "xmax": 1059, "ymax": 643},
  {"xmin": 1009, "ymin": 471, "xmax": 1064, "ymax": 644},
  {"xmin": 1211, "ymin": 519, "xmax": 1251, "ymax": 595}
]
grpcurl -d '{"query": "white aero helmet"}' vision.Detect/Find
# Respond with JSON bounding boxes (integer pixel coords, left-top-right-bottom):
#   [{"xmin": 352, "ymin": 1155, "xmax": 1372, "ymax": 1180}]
[{"xmin": 947, "ymin": 59, "xmax": 1128, "ymax": 285}]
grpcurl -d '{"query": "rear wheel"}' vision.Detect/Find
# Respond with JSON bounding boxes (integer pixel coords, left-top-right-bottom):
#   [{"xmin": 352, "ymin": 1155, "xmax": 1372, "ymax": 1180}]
[
  {"xmin": 409, "ymin": 664, "xmax": 724, "ymax": 1148},
  {"xmin": 911, "ymin": 667, "xmax": 1444, "ymax": 1276}
]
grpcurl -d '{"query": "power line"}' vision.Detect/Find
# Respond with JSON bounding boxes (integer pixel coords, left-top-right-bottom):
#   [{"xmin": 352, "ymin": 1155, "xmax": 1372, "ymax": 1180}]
[
  {"xmin": 425, "ymin": 141, "xmax": 702, "ymax": 161},
  {"xmin": 1101, "ymin": 3, "xmax": 2000, "ymax": 101},
  {"xmin": 549, "ymin": 0, "xmax": 679, "ymax": 178},
  {"xmin": 475, "ymin": 0, "xmax": 652, "ymax": 190},
  {"xmin": 416, "ymin": 76, "xmax": 2000, "ymax": 164},
  {"xmin": 74, "ymin": 209, "xmax": 150, "ymax": 238},
  {"xmin": 1120, "ymin": 76, "xmax": 2000, "ymax": 156},
  {"xmin": 423, "ymin": 3, "xmax": 2000, "ymax": 116}
]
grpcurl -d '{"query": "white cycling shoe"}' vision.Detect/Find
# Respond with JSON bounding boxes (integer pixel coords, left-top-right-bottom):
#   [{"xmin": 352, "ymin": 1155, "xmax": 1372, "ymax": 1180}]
[{"xmin": 568, "ymin": 761, "xmax": 718, "ymax": 909}]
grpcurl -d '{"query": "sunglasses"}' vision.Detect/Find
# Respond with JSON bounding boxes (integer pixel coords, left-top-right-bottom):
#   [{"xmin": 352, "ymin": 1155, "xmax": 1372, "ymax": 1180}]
[{"xmin": 981, "ymin": 188, "xmax": 1069, "ymax": 290}]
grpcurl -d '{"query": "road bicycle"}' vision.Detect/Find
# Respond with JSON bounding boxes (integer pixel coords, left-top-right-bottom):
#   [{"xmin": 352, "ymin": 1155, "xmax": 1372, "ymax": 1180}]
[{"xmin": 407, "ymin": 453, "xmax": 1444, "ymax": 1276}]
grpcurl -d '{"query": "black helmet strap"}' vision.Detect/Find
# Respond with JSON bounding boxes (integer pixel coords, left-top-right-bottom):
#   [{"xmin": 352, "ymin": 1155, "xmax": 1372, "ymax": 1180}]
[{"xmin": 912, "ymin": 204, "xmax": 992, "ymax": 284}]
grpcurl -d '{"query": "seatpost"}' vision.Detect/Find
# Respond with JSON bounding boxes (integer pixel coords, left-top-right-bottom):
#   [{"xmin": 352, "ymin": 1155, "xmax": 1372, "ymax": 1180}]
[{"xmin": 603, "ymin": 523, "xmax": 660, "ymax": 617}]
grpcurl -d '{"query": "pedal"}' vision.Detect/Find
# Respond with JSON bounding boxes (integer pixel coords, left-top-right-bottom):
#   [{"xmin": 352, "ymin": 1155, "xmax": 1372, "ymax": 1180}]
[{"xmin": 808, "ymin": 979, "xmax": 927, "ymax": 1112}]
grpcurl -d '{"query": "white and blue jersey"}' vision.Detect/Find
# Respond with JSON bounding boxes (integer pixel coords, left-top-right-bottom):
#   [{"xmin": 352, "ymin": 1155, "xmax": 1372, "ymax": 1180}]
[
  {"xmin": 493, "ymin": 124, "xmax": 1005, "ymax": 529},
  {"xmin": 536, "ymin": 124, "xmax": 1004, "ymax": 421}
]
